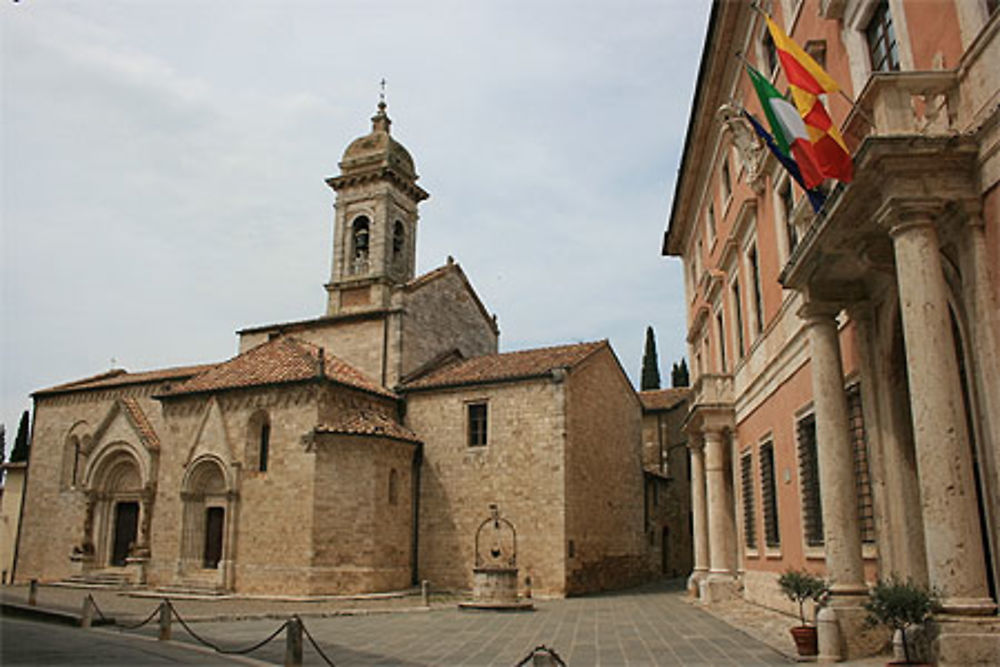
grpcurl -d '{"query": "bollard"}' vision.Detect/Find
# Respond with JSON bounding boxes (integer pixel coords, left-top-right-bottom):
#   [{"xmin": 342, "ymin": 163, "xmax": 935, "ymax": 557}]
[
  {"xmin": 28, "ymin": 579, "xmax": 38, "ymax": 606},
  {"xmin": 158, "ymin": 600, "xmax": 171, "ymax": 641},
  {"xmin": 421, "ymin": 579, "xmax": 429, "ymax": 606},
  {"xmin": 81, "ymin": 595, "xmax": 95, "ymax": 629},
  {"xmin": 284, "ymin": 616, "xmax": 303, "ymax": 667}
]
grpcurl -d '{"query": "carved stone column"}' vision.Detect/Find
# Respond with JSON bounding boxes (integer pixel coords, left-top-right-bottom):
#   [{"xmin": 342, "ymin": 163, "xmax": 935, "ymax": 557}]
[
  {"xmin": 687, "ymin": 436, "xmax": 709, "ymax": 594},
  {"xmin": 886, "ymin": 205, "xmax": 995, "ymax": 616},
  {"xmin": 800, "ymin": 303, "xmax": 866, "ymax": 597},
  {"xmin": 702, "ymin": 426, "xmax": 737, "ymax": 601}
]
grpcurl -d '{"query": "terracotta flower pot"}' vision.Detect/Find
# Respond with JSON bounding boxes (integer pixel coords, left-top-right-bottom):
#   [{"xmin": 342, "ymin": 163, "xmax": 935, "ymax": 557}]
[{"xmin": 790, "ymin": 625, "xmax": 818, "ymax": 656}]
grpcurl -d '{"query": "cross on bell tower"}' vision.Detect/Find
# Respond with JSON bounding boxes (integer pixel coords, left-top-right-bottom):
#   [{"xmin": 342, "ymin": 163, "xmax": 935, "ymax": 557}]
[{"xmin": 324, "ymin": 99, "xmax": 429, "ymax": 316}]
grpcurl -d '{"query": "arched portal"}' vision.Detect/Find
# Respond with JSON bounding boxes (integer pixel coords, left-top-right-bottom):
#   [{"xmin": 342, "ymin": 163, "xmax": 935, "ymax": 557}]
[
  {"xmin": 85, "ymin": 447, "xmax": 147, "ymax": 569},
  {"xmin": 179, "ymin": 457, "xmax": 235, "ymax": 589}
]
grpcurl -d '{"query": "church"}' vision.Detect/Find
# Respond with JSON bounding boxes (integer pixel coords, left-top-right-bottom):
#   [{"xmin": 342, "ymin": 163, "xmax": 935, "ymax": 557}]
[{"xmin": 14, "ymin": 102, "xmax": 674, "ymax": 598}]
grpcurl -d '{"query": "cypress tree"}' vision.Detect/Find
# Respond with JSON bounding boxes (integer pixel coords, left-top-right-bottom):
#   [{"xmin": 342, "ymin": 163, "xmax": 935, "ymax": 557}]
[
  {"xmin": 640, "ymin": 326, "xmax": 661, "ymax": 390},
  {"xmin": 10, "ymin": 410, "xmax": 30, "ymax": 463},
  {"xmin": 671, "ymin": 358, "xmax": 690, "ymax": 388}
]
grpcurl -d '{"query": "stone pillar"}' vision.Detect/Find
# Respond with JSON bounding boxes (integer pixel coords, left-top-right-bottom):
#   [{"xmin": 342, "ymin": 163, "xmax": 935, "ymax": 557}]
[
  {"xmin": 887, "ymin": 210, "xmax": 994, "ymax": 616},
  {"xmin": 702, "ymin": 427, "xmax": 737, "ymax": 601},
  {"xmin": 801, "ymin": 304, "xmax": 866, "ymax": 597},
  {"xmin": 687, "ymin": 437, "xmax": 709, "ymax": 594}
]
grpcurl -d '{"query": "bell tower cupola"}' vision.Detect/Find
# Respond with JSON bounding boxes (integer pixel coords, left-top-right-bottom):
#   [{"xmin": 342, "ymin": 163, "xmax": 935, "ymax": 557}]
[{"xmin": 324, "ymin": 101, "xmax": 429, "ymax": 316}]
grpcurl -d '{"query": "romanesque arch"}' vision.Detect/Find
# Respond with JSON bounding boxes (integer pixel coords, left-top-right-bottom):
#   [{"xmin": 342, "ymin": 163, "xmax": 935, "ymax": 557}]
[
  {"xmin": 82, "ymin": 444, "xmax": 149, "ymax": 569},
  {"xmin": 178, "ymin": 456, "xmax": 237, "ymax": 589}
]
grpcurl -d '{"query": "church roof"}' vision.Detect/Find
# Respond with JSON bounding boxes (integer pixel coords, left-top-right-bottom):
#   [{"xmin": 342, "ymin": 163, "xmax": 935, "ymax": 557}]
[
  {"xmin": 315, "ymin": 410, "xmax": 420, "ymax": 444},
  {"xmin": 401, "ymin": 341, "xmax": 607, "ymax": 391},
  {"xmin": 34, "ymin": 364, "xmax": 214, "ymax": 397},
  {"xmin": 638, "ymin": 388, "xmax": 690, "ymax": 412},
  {"xmin": 160, "ymin": 336, "xmax": 395, "ymax": 399}
]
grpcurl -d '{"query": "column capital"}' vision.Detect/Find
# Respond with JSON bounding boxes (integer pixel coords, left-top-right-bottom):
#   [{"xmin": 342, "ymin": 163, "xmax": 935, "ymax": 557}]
[
  {"xmin": 797, "ymin": 300, "xmax": 842, "ymax": 325},
  {"xmin": 874, "ymin": 197, "xmax": 945, "ymax": 237}
]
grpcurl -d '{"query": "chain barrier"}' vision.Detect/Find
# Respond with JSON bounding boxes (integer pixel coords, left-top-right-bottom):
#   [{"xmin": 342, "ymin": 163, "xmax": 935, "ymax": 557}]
[
  {"xmin": 165, "ymin": 599, "xmax": 289, "ymax": 656},
  {"xmin": 299, "ymin": 614, "xmax": 337, "ymax": 666},
  {"xmin": 86, "ymin": 594, "xmax": 109, "ymax": 623},
  {"xmin": 514, "ymin": 644, "xmax": 568, "ymax": 667},
  {"xmin": 82, "ymin": 594, "xmax": 338, "ymax": 664}
]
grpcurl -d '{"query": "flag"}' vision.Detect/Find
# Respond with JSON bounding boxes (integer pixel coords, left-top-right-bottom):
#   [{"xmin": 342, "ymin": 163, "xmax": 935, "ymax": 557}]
[
  {"xmin": 764, "ymin": 15, "xmax": 853, "ymax": 183},
  {"xmin": 746, "ymin": 64, "xmax": 825, "ymax": 189},
  {"xmin": 743, "ymin": 110, "xmax": 826, "ymax": 213}
]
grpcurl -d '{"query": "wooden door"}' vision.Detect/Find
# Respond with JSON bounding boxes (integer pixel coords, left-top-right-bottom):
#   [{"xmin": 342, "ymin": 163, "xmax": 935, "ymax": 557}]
[
  {"xmin": 111, "ymin": 502, "xmax": 139, "ymax": 566},
  {"xmin": 203, "ymin": 507, "xmax": 224, "ymax": 569}
]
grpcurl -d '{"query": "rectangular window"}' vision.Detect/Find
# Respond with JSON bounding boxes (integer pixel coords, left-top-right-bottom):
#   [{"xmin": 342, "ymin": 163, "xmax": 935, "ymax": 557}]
[
  {"xmin": 707, "ymin": 204, "xmax": 717, "ymax": 242},
  {"xmin": 762, "ymin": 29, "xmax": 778, "ymax": 74},
  {"xmin": 732, "ymin": 278, "xmax": 745, "ymax": 358},
  {"xmin": 760, "ymin": 442, "xmax": 780, "ymax": 548},
  {"xmin": 721, "ymin": 160, "xmax": 732, "ymax": 203},
  {"xmin": 797, "ymin": 413, "xmax": 824, "ymax": 546},
  {"xmin": 741, "ymin": 450, "xmax": 757, "ymax": 550},
  {"xmin": 780, "ymin": 181, "xmax": 798, "ymax": 254},
  {"xmin": 716, "ymin": 311, "xmax": 727, "ymax": 372},
  {"xmin": 866, "ymin": 1, "xmax": 900, "ymax": 72},
  {"xmin": 748, "ymin": 245, "xmax": 764, "ymax": 335},
  {"xmin": 468, "ymin": 402, "xmax": 488, "ymax": 447},
  {"xmin": 847, "ymin": 384, "xmax": 876, "ymax": 543}
]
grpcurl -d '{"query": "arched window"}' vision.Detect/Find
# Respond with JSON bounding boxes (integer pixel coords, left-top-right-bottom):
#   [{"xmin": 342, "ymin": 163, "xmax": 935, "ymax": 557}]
[
  {"xmin": 61, "ymin": 434, "xmax": 82, "ymax": 489},
  {"xmin": 388, "ymin": 468, "xmax": 398, "ymax": 505},
  {"xmin": 351, "ymin": 216, "xmax": 370, "ymax": 274},
  {"xmin": 392, "ymin": 221, "xmax": 405, "ymax": 263},
  {"xmin": 246, "ymin": 410, "xmax": 270, "ymax": 473}
]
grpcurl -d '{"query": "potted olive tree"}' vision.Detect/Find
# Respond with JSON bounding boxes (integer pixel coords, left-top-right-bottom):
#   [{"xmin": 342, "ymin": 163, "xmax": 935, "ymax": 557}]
[
  {"xmin": 778, "ymin": 569, "xmax": 828, "ymax": 657},
  {"xmin": 864, "ymin": 575, "xmax": 938, "ymax": 665}
]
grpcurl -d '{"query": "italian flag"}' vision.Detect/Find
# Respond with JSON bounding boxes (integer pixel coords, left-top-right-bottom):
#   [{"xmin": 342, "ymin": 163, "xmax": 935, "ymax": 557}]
[
  {"xmin": 746, "ymin": 64, "xmax": 825, "ymax": 189},
  {"xmin": 764, "ymin": 15, "xmax": 853, "ymax": 183}
]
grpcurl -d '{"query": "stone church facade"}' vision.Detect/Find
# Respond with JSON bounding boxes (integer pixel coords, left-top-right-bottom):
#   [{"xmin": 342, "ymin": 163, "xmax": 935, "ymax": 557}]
[{"xmin": 15, "ymin": 102, "xmax": 674, "ymax": 598}]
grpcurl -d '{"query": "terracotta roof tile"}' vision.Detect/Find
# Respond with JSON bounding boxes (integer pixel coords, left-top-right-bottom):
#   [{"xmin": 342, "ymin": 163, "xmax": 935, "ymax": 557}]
[
  {"xmin": 315, "ymin": 411, "xmax": 420, "ymax": 444},
  {"xmin": 401, "ymin": 341, "xmax": 606, "ymax": 391},
  {"xmin": 162, "ymin": 336, "xmax": 394, "ymax": 398},
  {"xmin": 119, "ymin": 398, "xmax": 161, "ymax": 450},
  {"xmin": 34, "ymin": 364, "xmax": 214, "ymax": 396},
  {"xmin": 638, "ymin": 388, "xmax": 690, "ymax": 412}
]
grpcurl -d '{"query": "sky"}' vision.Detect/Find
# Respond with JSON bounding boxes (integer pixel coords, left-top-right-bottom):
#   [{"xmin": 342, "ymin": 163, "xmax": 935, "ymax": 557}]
[{"xmin": 0, "ymin": 0, "xmax": 710, "ymax": 442}]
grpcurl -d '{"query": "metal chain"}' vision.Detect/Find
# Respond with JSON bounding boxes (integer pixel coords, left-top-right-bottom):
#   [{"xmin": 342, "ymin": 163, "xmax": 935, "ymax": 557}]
[
  {"xmin": 165, "ymin": 599, "xmax": 289, "ymax": 656},
  {"xmin": 86, "ymin": 594, "xmax": 109, "ymax": 623},
  {"xmin": 514, "ymin": 645, "xmax": 567, "ymax": 667},
  {"xmin": 299, "ymin": 616, "xmax": 337, "ymax": 667},
  {"xmin": 115, "ymin": 604, "xmax": 161, "ymax": 631}
]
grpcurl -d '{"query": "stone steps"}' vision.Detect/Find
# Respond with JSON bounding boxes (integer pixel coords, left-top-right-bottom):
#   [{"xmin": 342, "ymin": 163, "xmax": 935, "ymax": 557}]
[{"xmin": 56, "ymin": 572, "xmax": 134, "ymax": 589}]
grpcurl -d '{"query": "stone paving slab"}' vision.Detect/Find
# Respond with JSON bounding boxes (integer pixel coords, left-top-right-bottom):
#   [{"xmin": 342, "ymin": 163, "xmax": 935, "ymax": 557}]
[{"xmin": 2, "ymin": 580, "xmax": 892, "ymax": 665}]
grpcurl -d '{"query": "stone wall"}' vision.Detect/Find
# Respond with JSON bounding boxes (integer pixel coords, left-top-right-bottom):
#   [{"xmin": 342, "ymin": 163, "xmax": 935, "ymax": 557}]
[
  {"xmin": 311, "ymin": 434, "xmax": 415, "ymax": 593},
  {"xmin": 239, "ymin": 317, "xmax": 389, "ymax": 387},
  {"xmin": 405, "ymin": 378, "xmax": 567, "ymax": 596},
  {"xmin": 399, "ymin": 266, "xmax": 497, "ymax": 386},
  {"xmin": 563, "ymin": 347, "xmax": 648, "ymax": 594}
]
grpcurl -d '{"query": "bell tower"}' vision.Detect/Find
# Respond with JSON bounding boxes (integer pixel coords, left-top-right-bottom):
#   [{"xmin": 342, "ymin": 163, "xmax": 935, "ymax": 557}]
[{"xmin": 324, "ymin": 101, "xmax": 429, "ymax": 316}]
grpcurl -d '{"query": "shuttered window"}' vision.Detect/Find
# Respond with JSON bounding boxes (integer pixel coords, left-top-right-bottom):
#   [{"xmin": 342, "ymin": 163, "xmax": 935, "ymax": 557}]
[
  {"xmin": 797, "ymin": 413, "xmax": 824, "ymax": 546},
  {"xmin": 847, "ymin": 384, "xmax": 876, "ymax": 543},
  {"xmin": 741, "ymin": 450, "xmax": 757, "ymax": 550},
  {"xmin": 760, "ymin": 442, "xmax": 780, "ymax": 548}
]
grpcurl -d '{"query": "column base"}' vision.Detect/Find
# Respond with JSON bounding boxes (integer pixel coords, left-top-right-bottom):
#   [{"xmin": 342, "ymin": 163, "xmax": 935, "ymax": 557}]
[
  {"xmin": 699, "ymin": 573, "xmax": 739, "ymax": 603},
  {"xmin": 687, "ymin": 569, "xmax": 708, "ymax": 597},
  {"xmin": 819, "ymin": 603, "xmax": 889, "ymax": 661},
  {"xmin": 929, "ymin": 613, "xmax": 1000, "ymax": 665}
]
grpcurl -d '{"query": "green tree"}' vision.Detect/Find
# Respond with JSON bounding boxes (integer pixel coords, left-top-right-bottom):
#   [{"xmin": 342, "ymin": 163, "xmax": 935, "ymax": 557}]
[
  {"xmin": 640, "ymin": 326, "xmax": 661, "ymax": 390},
  {"xmin": 10, "ymin": 410, "xmax": 30, "ymax": 463},
  {"xmin": 0, "ymin": 423, "xmax": 6, "ymax": 464},
  {"xmin": 671, "ymin": 358, "xmax": 689, "ymax": 387}
]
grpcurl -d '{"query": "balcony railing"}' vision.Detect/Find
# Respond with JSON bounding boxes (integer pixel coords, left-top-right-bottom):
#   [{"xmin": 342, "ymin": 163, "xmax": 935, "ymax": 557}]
[
  {"xmin": 844, "ymin": 71, "xmax": 960, "ymax": 144},
  {"xmin": 690, "ymin": 373, "xmax": 734, "ymax": 408}
]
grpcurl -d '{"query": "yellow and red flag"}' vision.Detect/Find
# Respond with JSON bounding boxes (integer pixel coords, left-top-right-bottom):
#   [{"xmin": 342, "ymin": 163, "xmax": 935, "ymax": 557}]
[{"xmin": 765, "ymin": 15, "xmax": 853, "ymax": 183}]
